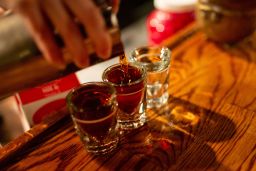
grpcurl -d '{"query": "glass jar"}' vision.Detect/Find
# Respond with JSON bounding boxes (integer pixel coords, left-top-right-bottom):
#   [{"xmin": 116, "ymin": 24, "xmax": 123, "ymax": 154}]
[
  {"xmin": 196, "ymin": 0, "xmax": 256, "ymax": 43},
  {"xmin": 147, "ymin": 0, "xmax": 196, "ymax": 45}
]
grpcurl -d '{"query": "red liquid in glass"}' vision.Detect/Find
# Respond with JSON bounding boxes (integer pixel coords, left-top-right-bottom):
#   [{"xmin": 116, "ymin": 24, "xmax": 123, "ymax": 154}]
[
  {"xmin": 105, "ymin": 65, "xmax": 145, "ymax": 114},
  {"xmin": 71, "ymin": 85, "xmax": 117, "ymax": 140}
]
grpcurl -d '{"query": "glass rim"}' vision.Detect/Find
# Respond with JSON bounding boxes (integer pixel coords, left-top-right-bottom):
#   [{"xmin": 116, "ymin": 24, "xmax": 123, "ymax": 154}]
[
  {"xmin": 129, "ymin": 46, "xmax": 171, "ymax": 67},
  {"xmin": 102, "ymin": 63, "xmax": 147, "ymax": 87},
  {"xmin": 66, "ymin": 81, "xmax": 117, "ymax": 121}
]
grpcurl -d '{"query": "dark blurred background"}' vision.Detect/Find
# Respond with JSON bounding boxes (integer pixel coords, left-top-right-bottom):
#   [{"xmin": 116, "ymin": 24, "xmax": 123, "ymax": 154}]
[
  {"xmin": 117, "ymin": 0, "xmax": 154, "ymax": 29},
  {"xmin": 117, "ymin": 0, "xmax": 154, "ymax": 52}
]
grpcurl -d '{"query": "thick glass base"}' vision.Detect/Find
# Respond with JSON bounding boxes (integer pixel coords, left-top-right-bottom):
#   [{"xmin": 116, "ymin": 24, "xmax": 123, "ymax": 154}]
[
  {"xmin": 117, "ymin": 112, "xmax": 146, "ymax": 130},
  {"xmin": 147, "ymin": 92, "xmax": 169, "ymax": 109},
  {"xmin": 85, "ymin": 137, "xmax": 119, "ymax": 155}
]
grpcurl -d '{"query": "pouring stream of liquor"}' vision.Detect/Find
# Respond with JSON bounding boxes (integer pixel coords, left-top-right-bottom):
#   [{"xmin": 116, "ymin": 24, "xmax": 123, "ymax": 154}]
[{"xmin": 119, "ymin": 52, "xmax": 132, "ymax": 85}]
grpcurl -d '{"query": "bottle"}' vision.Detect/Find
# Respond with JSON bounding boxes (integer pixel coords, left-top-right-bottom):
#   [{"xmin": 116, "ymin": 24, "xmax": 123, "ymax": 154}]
[
  {"xmin": 147, "ymin": 0, "xmax": 196, "ymax": 45},
  {"xmin": 0, "ymin": 0, "xmax": 124, "ymax": 99},
  {"xmin": 196, "ymin": 0, "xmax": 256, "ymax": 43}
]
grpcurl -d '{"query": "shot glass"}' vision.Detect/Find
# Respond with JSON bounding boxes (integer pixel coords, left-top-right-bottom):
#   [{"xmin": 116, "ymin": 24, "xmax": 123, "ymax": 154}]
[
  {"xmin": 102, "ymin": 63, "xmax": 147, "ymax": 130},
  {"xmin": 129, "ymin": 46, "xmax": 171, "ymax": 108},
  {"xmin": 66, "ymin": 82, "xmax": 119, "ymax": 155}
]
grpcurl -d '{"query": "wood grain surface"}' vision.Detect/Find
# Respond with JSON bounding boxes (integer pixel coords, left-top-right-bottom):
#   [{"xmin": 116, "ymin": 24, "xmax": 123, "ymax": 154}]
[{"xmin": 1, "ymin": 24, "xmax": 256, "ymax": 170}]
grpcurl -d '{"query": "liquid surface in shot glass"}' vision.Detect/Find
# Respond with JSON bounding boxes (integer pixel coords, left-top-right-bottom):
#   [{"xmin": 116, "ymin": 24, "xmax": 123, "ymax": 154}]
[{"xmin": 104, "ymin": 65, "xmax": 145, "ymax": 114}]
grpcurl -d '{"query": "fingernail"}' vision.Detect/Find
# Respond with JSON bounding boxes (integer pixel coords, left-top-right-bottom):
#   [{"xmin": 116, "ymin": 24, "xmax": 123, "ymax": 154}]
[
  {"xmin": 55, "ymin": 62, "xmax": 66, "ymax": 70},
  {"xmin": 55, "ymin": 57, "xmax": 66, "ymax": 69},
  {"xmin": 80, "ymin": 58, "xmax": 89, "ymax": 67},
  {"xmin": 74, "ymin": 56, "xmax": 89, "ymax": 68},
  {"xmin": 47, "ymin": 58, "xmax": 66, "ymax": 70},
  {"xmin": 97, "ymin": 46, "xmax": 111, "ymax": 59}
]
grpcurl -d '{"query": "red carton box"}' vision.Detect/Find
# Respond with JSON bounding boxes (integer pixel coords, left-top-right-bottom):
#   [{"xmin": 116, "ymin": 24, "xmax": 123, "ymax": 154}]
[{"xmin": 16, "ymin": 73, "xmax": 79, "ymax": 125}]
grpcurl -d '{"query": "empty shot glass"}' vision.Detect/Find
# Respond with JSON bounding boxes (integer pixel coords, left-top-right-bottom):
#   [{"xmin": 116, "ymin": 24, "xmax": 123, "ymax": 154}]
[
  {"xmin": 129, "ymin": 46, "xmax": 171, "ymax": 108},
  {"xmin": 102, "ymin": 63, "xmax": 147, "ymax": 130},
  {"xmin": 66, "ymin": 82, "xmax": 119, "ymax": 155}
]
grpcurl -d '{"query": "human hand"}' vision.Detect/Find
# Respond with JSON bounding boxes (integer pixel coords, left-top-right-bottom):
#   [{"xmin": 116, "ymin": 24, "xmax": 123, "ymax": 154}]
[
  {"xmin": 0, "ymin": 7, "xmax": 5, "ymax": 15},
  {"xmin": 14, "ymin": 0, "xmax": 119, "ymax": 69}
]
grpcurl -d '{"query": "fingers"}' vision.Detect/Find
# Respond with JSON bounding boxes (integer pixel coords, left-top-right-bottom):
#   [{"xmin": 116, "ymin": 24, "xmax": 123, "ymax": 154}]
[
  {"xmin": 64, "ymin": 0, "xmax": 112, "ymax": 59},
  {"xmin": 15, "ymin": 0, "xmax": 65, "ymax": 69},
  {"xmin": 41, "ymin": 0, "xmax": 89, "ymax": 68},
  {"xmin": 15, "ymin": 0, "xmax": 114, "ymax": 69},
  {"xmin": 112, "ymin": 0, "xmax": 120, "ymax": 13}
]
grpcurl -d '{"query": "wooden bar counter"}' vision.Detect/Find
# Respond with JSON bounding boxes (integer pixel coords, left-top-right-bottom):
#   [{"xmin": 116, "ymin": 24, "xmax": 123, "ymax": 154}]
[{"xmin": 1, "ymin": 23, "xmax": 256, "ymax": 170}]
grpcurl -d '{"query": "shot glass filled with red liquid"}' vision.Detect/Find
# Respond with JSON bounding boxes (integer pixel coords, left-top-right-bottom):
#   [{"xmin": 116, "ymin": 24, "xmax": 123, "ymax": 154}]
[
  {"xmin": 102, "ymin": 64, "xmax": 147, "ymax": 130},
  {"xmin": 66, "ymin": 82, "xmax": 119, "ymax": 155}
]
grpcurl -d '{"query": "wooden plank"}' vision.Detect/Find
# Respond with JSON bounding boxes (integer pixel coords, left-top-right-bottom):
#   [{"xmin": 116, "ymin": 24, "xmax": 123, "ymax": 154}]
[
  {"xmin": 168, "ymin": 31, "xmax": 256, "ymax": 112},
  {"xmin": 0, "ymin": 23, "xmax": 198, "ymax": 165},
  {"xmin": 1, "ymin": 97, "xmax": 255, "ymax": 170},
  {"xmin": 1, "ymin": 23, "xmax": 256, "ymax": 170},
  {"xmin": 0, "ymin": 107, "xmax": 70, "ymax": 165}
]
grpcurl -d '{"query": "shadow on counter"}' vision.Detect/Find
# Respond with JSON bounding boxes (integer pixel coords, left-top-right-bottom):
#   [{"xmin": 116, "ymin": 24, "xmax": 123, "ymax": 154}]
[{"xmin": 95, "ymin": 96, "xmax": 236, "ymax": 170}]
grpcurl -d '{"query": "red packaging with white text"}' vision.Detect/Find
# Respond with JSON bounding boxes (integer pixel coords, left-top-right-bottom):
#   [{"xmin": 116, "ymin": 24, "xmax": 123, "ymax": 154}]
[{"xmin": 16, "ymin": 73, "xmax": 79, "ymax": 125}]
